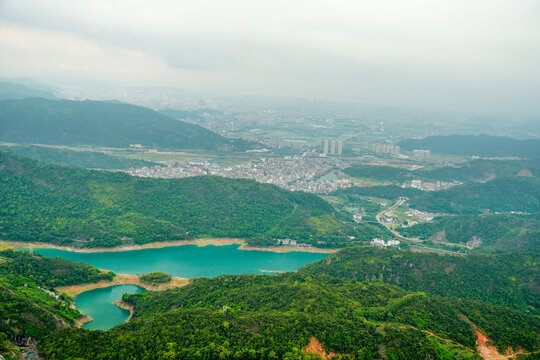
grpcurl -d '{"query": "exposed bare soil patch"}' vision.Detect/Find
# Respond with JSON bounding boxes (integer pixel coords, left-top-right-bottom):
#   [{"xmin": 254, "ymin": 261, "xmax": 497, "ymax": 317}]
[{"xmin": 303, "ymin": 337, "xmax": 335, "ymax": 359}]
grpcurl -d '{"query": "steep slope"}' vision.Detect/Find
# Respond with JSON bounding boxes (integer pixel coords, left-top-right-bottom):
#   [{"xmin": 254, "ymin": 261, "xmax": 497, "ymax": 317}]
[
  {"xmin": 0, "ymin": 98, "xmax": 253, "ymax": 151},
  {"xmin": 0, "ymin": 152, "xmax": 356, "ymax": 248},
  {"xmin": 399, "ymin": 134, "xmax": 540, "ymax": 158}
]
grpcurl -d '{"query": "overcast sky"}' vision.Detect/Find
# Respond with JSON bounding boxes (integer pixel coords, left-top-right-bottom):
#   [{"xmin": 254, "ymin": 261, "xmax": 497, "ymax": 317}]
[{"xmin": 0, "ymin": 0, "xmax": 539, "ymax": 116}]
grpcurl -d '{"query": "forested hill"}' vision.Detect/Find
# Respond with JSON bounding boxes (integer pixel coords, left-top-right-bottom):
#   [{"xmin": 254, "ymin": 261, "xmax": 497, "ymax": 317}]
[
  {"xmin": 399, "ymin": 212, "xmax": 539, "ymax": 254},
  {"xmin": 0, "ymin": 98, "xmax": 254, "ymax": 151},
  {"xmin": 0, "ymin": 249, "xmax": 114, "ymax": 356},
  {"xmin": 300, "ymin": 246, "xmax": 539, "ymax": 315},
  {"xmin": 399, "ymin": 134, "xmax": 540, "ymax": 158},
  {"xmin": 1, "ymin": 246, "xmax": 538, "ymax": 359},
  {"xmin": 408, "ymin": 177, "xmax": 540, "ymax": 214},
  {"xmin": 43, "ymin": 267, "xmax": 539, "ymax": 359},
  {"xmin": 0, "ymin": 151, "xmax": 362, "ymax": 248}
]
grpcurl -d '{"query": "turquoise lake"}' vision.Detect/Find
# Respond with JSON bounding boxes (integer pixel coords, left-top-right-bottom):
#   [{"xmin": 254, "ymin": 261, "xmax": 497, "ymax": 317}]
[
  {"xmin": 36, "ymin": 244, "xmax": 327, "ymax": 330},
  {"xmin": 75, "ymin": 285, "xmax": 145, "ymax": 330}
]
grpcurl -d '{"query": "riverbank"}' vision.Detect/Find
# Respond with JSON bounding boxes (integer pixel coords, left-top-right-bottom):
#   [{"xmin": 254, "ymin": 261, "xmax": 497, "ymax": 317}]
[
  {"xmin": 1, "ymin": 238, "xmax": 339, "ymax": 254},
  {"xmin": 56, "ymin": 272, "xmax": 190, "ymax": 298}
]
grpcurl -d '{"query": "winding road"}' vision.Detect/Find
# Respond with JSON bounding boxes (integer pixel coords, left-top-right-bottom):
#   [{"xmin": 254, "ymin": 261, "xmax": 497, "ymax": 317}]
[{"xmin": 375, "ymin": 198, "xmax": 467, "ymax": 255}]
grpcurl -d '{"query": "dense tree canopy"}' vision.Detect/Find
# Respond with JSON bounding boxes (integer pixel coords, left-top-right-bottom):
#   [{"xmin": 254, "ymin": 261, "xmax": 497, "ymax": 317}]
[
  {"xmin": 0, "ymin": 152, "xmax": 371, "ymax": 248},
  {"xmin": 301, "ymin": 246, "xmax": 539, "ymax": 315},
  {"xmin": 41, "ymin": 270, "xmax": 539, "ymax": 359}
]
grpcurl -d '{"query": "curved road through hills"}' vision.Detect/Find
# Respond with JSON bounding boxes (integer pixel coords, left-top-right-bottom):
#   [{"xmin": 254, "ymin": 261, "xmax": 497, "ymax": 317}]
[{"xmin": 375, "ymin": 198, "xmax": 467, "ymax": 255}]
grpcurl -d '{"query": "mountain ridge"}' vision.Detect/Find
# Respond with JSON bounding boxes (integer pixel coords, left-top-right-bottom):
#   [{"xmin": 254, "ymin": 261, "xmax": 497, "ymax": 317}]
[{"xmin": 0, "ymin": 97, "xmax": 255, "ymax": 151}]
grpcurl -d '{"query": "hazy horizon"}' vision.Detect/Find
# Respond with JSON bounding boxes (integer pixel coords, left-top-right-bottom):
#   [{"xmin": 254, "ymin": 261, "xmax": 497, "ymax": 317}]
[{"xmin": 1, "ymin": 0, "xmax": 539, "ymax": 117}]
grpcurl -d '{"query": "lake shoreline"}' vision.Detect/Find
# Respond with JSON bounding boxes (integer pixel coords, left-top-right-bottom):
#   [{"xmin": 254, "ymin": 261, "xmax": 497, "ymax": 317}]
[
  {"xmin": 56, "ymin": 272, "xmax": 190, "ymax": 298},
  {"xmin": 73, "ymin": 314, "xmax": 93, "ymax": 328},
  {"xmin": 113, "ymin": 300, "xmax": 134, "ymax": 324},
  {"xmin": 1, "ymin": 238, "xmax": 339, "ymax": 254}
]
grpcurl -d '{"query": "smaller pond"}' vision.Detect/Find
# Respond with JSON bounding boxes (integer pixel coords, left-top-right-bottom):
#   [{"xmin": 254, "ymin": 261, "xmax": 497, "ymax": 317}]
[{"xmin": 75, "ymin": 284, "xmax": 145, "ymax": 330}]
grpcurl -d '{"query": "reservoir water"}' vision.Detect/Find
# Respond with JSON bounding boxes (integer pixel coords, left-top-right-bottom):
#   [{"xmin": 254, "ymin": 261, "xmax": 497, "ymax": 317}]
[
  {"xmin": 75, "ymin": 285, "xmax": 145, "ymax": 330},
  {"xmin": 35, "ymin": 244, "xmax": 327, "ymax": 277},
  {"xmin": 36, "ymin": 244, "xmax": 327, "ymax": 330}
]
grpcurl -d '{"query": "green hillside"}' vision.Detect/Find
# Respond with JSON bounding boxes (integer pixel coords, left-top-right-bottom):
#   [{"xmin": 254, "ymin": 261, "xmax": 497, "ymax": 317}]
[
  {"xmin": 0, "ymin": 152, "xmax": 363, "ymax": 248},
  {"xmin": 408, "ymin": 177, "xmax": 540, "ymax": 214},
  {"xmin": 42, "ymin": 271, "xmax": 539, "ymax": 359},
  {"xmin": 0, "ymin": 145, "xmax": 158, "ymax": 170},
  {"xmin": 399, "ymin": 213, "xmax": 540, "ymax": 253},
  {"xmin": 301, "ymin": 246, "xmax": 539, "ymax": 315},
  {"xmin": 0, "ymin": 250, "xmax": 113, "ymax": 357},
  {"xmin": 1, "ymin": 247, "xmax": 538, "ymax": 359},
  {"xmin": 398, "ymin": 134, "xmax": 540, "ymax": 158},
  {"xmin": 0, "ymin": 98, "xmax": 254, "ymax": 151},
  {"xmin": 335, "ymin": 177, "xmax": 540, "ymax": 214}
]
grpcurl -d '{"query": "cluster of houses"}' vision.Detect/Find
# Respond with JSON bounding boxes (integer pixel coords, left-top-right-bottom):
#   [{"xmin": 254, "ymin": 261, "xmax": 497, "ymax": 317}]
[
  {"xmin": 370, "ymin": 238, "xmax": 400, "ymax": 247},
  {"xmin": 276, "ymin": 239, "xmax": 313, "ymax": 248}
]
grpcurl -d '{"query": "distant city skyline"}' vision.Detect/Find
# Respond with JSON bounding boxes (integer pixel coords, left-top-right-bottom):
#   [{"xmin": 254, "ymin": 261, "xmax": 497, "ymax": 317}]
[{"xmin": 0, "ymin": 0, "xmax": 539, "ymax": 117}]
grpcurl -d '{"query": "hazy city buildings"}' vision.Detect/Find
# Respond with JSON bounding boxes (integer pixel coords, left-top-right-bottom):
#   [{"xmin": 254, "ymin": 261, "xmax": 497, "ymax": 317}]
[
  {"xmin": 126, "ymin": 156, "xmax": 352, "ymax": 193},
  {"xmin": 412, "ymin": 149, "xmax": 431, "ymax": 157},
  {"xmin": 320, "ymin": 139, "xmax": 342, "ymax": 155},
  {"xmin": 402, "ymin": 179, "xmax": 461, "ymax": 191},
  {"xmin": 372, "ymin": 144, "xmax": 400, "ymax": 155},
  {"xmin": 321, "ymin": 140, "xmax": 329, "ymax": 155}
]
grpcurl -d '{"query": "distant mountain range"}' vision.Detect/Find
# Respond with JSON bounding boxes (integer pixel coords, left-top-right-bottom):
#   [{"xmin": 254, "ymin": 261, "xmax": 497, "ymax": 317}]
[
  {"xmin": 0, "ymin": 76, "xmax": 59, "ymax": 92},
  {"xmin": 344, "ymin": 159, "xmax": 537, "ymax": 184},
  {"xmin": 0, "ymin": 97, "xmax": 256, "ymax": 151},
  {"xmin": 399, "ymin": 134, "xmax": 540, "ymax": 158},
  {"xmin": 0, "ymin": 81, "xmax": 56, "ymax": 100}
]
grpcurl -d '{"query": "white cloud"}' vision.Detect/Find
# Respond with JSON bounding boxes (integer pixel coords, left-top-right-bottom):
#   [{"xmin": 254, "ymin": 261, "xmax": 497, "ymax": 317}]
[{"xmin": 0, "ymin": 0, "xmax": 539, "ymax": 114}]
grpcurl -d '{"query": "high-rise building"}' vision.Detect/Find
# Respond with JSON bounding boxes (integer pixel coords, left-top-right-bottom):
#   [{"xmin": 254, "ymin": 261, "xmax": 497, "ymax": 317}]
[
  {"xmin": 330, "ymin": 140, "xmax": 336, "ymax": 155},
  {"xmin": 337, "ymin": 141, "xmax": 343, "ymax": 155},
  {"xmin": 322, "ymin": 140, "xmax": 329, "ymax": 154},
  {"xmin": 372, "ymin": 143, "xmax": 400, "ymax": 156}
]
